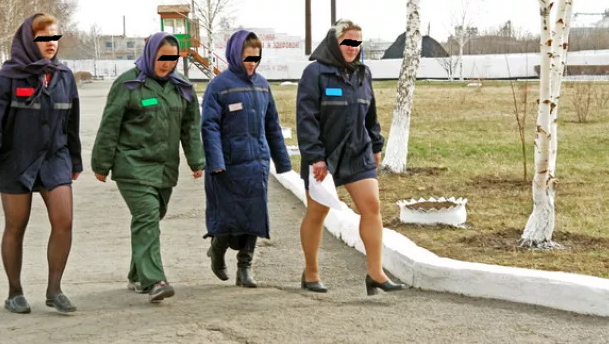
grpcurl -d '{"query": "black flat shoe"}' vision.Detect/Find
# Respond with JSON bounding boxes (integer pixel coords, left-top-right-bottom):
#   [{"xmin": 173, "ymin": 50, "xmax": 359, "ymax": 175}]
[
  {"xmin": 365, "ymin": 275, "xmax": 406, "ymax": 296},
  {"xmin": 301, "ymin": 272, "xmax": 327, "ymax": 293},
  {"xmin": 5, "ymin": 295, "xmax": 31, "ymax": 314},
  {"xmin": 45, "ymin": 293, "xmax": 77, "ymax": 313}
]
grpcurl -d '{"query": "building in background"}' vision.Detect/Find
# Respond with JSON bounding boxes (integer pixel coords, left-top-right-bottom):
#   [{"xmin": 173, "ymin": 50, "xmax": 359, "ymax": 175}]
[{"xmin": 98, "ymin": 34, "xmax": 147, "ymax": 60}]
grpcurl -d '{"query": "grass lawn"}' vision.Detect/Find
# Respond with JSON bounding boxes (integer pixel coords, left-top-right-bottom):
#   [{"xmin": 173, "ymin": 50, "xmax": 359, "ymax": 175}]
[{"xmin": 194, "ymin": 79, "xmax": 609, "ymax": 279}]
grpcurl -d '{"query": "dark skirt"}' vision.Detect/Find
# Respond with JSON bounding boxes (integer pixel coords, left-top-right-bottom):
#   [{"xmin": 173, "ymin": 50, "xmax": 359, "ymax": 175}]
[
  {"xmin": 302, "ymin": 166, "xmax": 377, "ymax": 191},
  {"xmin": 0, "ymin": 173, "xmax": 70, "ymax": 194}
]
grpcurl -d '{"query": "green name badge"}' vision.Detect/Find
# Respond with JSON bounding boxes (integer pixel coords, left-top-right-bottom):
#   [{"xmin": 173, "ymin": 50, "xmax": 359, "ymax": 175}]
[{"xmin": 141, "ymin": 98, "xmax": 159, "ymax": 107}]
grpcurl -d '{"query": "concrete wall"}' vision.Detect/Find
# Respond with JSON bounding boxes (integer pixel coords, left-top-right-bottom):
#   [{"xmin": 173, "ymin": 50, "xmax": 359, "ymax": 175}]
[{"xmin": 61, "ymin": 49, "xmax": 609, "ymax": 81}]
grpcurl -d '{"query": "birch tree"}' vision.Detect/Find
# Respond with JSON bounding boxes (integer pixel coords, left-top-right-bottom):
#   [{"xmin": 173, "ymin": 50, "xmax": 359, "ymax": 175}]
[
  {"xmin": 379, "ymin": 0, "xmax": 421, "ymax": 174},
  {"xmin": 190, "ymin": 0, "xmax": 234, "ymax": 79},
  {"xmin": 519, "ymin": 0, "xmax": 574, "ymax": 249},
  {"xmin": 446, "ymin": 0, "xmax": 484, "ymax": 81}
]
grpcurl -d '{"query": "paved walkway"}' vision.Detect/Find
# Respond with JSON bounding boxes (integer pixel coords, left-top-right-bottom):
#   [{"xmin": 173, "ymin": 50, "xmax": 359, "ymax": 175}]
[{"xmin": 1, "ymin": 81, "xmax": 608, "ymax": 344}]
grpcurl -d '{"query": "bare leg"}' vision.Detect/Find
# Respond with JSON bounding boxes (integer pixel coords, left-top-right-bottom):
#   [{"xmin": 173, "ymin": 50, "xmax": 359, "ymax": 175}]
[
  {"xmin": 39, "ymin": 185, "xmax": 73, "ymax": 298},
  {"xmin": 1, "ymin": 193, "xmax": 33, "ymax": 298},
  {"xmin": 344, "ymin": 178, "xmax": 389, "ymax": 283},
  {"xmin": 300, "ymin": 191, "xmax": 330, "ymax": 282}
]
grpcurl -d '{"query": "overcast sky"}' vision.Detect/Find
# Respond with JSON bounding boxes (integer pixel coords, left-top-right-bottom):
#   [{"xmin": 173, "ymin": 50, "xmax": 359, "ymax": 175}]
[{"xmin": 73, "ymin": 0, "xmax": 608, "ymax": 42}]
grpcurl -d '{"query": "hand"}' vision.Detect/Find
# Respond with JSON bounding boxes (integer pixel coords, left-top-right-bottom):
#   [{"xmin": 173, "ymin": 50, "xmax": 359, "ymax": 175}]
[
  {"xmin": 193, "ymin": 169, "xmax": 203, "ymax": 179},
  {"xmin": 71, "ymin": 172, "xmax": 81, "ymax": 180},
  {"xmin": 374, "ymin": 152, "xmax": 381, "ymax": 166},
  {"xmin": 94, "ymin": 173, "xmax": 107, "ymax": 182},
  {"xmin": 312, "ymin": 160, "xmax": 328, "ymax": 182}
]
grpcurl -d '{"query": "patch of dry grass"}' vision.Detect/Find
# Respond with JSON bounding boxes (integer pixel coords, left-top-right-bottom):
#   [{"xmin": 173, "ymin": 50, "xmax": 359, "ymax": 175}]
[{"xmin": 196, "ymin": 80, "xmax": 609, "ymax": 278}]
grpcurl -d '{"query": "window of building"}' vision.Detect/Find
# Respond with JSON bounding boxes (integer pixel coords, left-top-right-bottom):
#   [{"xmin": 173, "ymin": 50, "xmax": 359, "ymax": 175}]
[
  {"xmin": 127, "ymin": 41, "xmax": 134, "ymax": 48},
  {"xmin": 105, "ymin": 41, "xmax": 113, "ymax": 48},
  {"xmin": 163, "ymin": 19, "xmax": 175, "ymax": 34},
  {"xmin": 162, "ymin": 18, "xmax": 186, "ymax": 34}
]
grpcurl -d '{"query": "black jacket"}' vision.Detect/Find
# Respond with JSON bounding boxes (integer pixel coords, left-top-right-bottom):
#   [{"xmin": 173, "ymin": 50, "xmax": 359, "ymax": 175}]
[
  {"xmin": 296, "ymin": 61, "xmax": 384, "ymax": 180},
  {"xmin": 0, "ymin": 70, "xmax": 82, "ymax": 191}
]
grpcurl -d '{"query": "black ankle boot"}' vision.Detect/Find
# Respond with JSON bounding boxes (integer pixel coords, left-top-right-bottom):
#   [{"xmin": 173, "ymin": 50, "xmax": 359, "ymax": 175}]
[
  {"xmin": 236, "ymin": 267, "xmax": 257, "ymax": 288},
  {"xmin": 365, "ymin": 275, "xmax": 406, "ymax": 296},
  {"xmin": 207, "ymin": 237, "xmax": 229, "ymax": 281}
]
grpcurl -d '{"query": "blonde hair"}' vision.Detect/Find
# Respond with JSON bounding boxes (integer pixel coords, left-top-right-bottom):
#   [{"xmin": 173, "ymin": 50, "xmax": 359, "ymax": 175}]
[{"xmin": 333, "ymin": 19, "xmax": 362, "ymax": 40}]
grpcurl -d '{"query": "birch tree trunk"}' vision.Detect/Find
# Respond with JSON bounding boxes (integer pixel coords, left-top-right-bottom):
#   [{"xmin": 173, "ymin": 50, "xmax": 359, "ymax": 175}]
[
  {"xmin": 520, "ymin": 0, "xmax": 574, "ymax": 249},
  {"xmin": 458, "ymin": 34, "xmax": 465, "ymax": 81},
  {"xmin": 379, "ymin": 0, "xmax": 421, "ymax": 174},
  {"xmin": 206, "ymin": 0, "xmax": 215, "ymax": 80},
  {"xmin": 548, "ymin": 1, "xmax": 573, "ymax": 177}
]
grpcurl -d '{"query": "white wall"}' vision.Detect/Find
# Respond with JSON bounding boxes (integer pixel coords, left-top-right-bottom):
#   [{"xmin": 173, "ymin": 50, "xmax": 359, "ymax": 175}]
[{"xmin": 61, "ymin": 49, "xmax": 609, "ymax": 81}]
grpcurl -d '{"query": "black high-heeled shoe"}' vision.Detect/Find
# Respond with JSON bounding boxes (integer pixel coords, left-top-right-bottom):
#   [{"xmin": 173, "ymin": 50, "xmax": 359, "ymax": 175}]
[
  {"xmin": 365, "ymin": 274, "xmax": 406, "ymax": 296},
  {"xmin": 301, "ymin": 272, "xmax": 328, "ymax": 293}
]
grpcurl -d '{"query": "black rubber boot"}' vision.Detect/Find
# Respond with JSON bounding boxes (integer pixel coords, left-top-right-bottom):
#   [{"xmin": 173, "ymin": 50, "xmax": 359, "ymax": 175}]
[
  {"xmin": 207, "ymin": 236, "xmax": 229, "ymax": 281},
  {"xmin": 235, "ymin": 236, "xmax": 257, "ymax": 288}
]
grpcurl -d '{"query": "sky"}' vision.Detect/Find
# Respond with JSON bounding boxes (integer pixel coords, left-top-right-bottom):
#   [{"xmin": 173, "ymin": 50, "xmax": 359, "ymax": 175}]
[{"xmin": 73, "ymin": 0, "xmax": 608, "ymax": 42}]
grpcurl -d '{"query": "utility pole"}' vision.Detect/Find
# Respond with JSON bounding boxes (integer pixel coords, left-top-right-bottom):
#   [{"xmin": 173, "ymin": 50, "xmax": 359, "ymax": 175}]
[
  {"xmin": 305, "ymin": 0, "xmax": 311, "ymax": 55},
  {"xmin": 183, "ymin": 0, "xmax": 197, "ymax": 78},
  {"xmin": 331, "ymin": 0, "xmax": 336, "ymax": 25}
]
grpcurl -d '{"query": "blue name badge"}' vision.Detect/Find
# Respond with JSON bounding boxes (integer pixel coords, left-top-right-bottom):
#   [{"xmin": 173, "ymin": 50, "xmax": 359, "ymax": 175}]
[{"xmin": 325, "ymin": 88, "xmax": 343, "ymax": 97}]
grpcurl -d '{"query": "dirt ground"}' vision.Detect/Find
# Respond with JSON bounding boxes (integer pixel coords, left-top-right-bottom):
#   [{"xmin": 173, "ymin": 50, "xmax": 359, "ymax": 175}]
[{"xmin": 1, "ymin": 81, "xmax": 608, "ymax": 344}]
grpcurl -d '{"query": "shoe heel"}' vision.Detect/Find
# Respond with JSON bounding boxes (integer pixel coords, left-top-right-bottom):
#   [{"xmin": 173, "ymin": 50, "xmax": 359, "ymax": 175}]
[
  {"xmin": 366, "ymin": 284, "xmax": 379, "ymax": 296},
  {"xmin": 236, "ymin": 275, "xmax": 242, "ymax": 286}
]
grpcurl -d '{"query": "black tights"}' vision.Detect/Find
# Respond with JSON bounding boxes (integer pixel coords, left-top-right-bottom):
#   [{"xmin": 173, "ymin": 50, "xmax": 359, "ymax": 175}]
[{"xmin": 1, "ymin": 185, "xmax": 73, "ymax": 299}]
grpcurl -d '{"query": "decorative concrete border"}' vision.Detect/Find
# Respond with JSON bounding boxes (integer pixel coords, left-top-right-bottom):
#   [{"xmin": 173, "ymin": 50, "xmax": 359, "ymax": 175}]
[{"xmin": 269, "ymin": 163, "xmax": 609, "ymax": 317}]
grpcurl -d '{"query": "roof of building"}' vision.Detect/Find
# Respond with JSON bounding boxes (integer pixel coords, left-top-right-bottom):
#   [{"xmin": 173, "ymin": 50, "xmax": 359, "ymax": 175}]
[{"xmin": 157, "ymin": 5, "xmax": 190, "ymax": 14}]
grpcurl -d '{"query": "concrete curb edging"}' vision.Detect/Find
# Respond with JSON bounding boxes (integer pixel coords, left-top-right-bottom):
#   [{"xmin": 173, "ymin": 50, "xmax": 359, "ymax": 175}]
[{"xmin": 269, "ymin": 164, "xmax": 609, "ymax": 317}]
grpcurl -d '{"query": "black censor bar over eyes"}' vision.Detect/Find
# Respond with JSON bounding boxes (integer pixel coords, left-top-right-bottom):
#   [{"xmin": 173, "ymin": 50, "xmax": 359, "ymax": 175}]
[
  {"xmin": 243, "ymin": 56, "xmax": 261, "ymax": 62},
  {"xmin": 340, "ymin": 39, "xmax": 362, "ymax": 47},
  {"xmin": 158, "ymin": 55, "xmax": 180, "ymax": 61},
  {"xmin": 34, "ymin": 35, "xmax": 62, "ymax": 42}
]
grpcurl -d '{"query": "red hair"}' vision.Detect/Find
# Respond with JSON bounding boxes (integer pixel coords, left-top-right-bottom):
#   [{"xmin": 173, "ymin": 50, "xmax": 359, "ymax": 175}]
[{"xmin": 31, "ymin": 14, "xmax": 58, "ymax": 35}]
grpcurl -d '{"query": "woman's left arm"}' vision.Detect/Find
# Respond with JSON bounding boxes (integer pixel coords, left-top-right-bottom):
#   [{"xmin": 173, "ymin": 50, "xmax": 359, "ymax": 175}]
[
  {"xmin": 67, "ymin": 73, "xmax": 83, "ymax": 174},
  {"xmin": 265, "ymin": 89, "xmax": 292, "ymax": 174},
  {"xmin": 364, "ymin": 69, "xmax": 385, "ymax": 154},
  {"xmin": 181, "ymin": 94, "xmax": 205, "ymax": 171}
]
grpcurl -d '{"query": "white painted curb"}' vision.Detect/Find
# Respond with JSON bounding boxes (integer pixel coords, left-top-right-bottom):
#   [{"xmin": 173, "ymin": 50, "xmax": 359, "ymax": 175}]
[{"xmin": 269, "ymin": 163, "xmax": 609, "ymax": 317}]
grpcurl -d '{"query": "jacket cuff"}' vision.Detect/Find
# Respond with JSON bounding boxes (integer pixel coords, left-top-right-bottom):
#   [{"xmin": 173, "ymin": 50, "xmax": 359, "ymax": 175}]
[
  {"xmin": 275, "ymin": 163, "xmax": 293, "ymax": 174},
  {"xmin": 372, "ymin": 143, "xmax": 383, "ymax": 154}
]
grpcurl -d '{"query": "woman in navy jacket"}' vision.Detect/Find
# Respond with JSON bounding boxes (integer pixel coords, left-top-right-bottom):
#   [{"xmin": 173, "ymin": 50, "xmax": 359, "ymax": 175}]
[
  {"xmin": 296, "ymin": 19, "xmax": 405, "ymax": 295},
  {"xmin": 201, "ymin": 30, "xmax": 291, "ymax": 288},
  {"xmin": 0, "ymin": 13, "xmax": 82, "ymax": 313}
]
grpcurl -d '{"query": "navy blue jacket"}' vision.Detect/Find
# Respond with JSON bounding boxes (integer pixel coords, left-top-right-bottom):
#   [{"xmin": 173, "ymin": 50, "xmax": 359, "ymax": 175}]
[
  {"xmin": 296, "ymin": 62, "xmax": 384, "ymax": 180},
  {"xmin": 201, "ymin": 64, "xmax": 291, "ymax": 239},
  {"xmin": 0, "ymin": 71, "xmax": 82, "ymax": 191}
]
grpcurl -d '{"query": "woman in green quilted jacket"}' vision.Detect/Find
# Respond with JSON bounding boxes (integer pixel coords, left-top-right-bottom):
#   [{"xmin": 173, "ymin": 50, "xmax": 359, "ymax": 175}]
[{"xmin": 90, "ymin": 32, "xmax": 204, "ymax": 303}]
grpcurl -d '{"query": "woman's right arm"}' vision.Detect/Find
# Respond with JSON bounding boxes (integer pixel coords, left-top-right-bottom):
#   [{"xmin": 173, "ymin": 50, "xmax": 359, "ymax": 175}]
[
  {"xmin": 201, "ymin": 84, "xmax": 225, "ymax": 173},
  {"xmin": 90, "ymin": 79, "xmax": 128, "ymax": 176},
  {"xmin": 296, "ymin": 64, "xmax": 326, "ymax": 166},
  {"xmin": 0, "ymin": 76, "xmax": 11, "ymax": 152}
]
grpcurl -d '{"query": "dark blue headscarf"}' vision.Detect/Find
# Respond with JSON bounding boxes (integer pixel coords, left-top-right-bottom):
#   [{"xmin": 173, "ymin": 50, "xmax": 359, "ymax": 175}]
[
  {"xmin": 225, "ymin": 30, "xmax": 261, "ymax": 82},
  {"xmin": 0, "ymin": 13, "xmax": 69, "ymax": 102},
  {"xmin": 123, "ymin": 32, "xmax": 194, "ymax": 102}
]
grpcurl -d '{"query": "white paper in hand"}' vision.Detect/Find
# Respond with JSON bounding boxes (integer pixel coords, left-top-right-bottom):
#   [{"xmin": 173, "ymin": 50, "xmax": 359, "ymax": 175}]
[{"xmin": 308, "ymin": 165, "xmax": 342, "ymax": 210}]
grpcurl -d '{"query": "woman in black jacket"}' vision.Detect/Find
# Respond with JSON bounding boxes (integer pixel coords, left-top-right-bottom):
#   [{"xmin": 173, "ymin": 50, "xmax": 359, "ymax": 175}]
[
  {"xmin": 0, "ymin": 13, "xmax": 82, "ymax": 313},
  {"xmin": 296, "ymin": 19, "xmax": 405, "ymax": 295}
]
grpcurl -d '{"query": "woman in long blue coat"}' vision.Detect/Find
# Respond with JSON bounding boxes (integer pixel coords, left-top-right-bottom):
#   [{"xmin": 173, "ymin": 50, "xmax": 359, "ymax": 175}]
[
  {"xmin": 0, "ymin": 13, "xmax": 82, "ymax": 313},
  {"xmin": 201, "ymin": 30, "xmax": 291, "ymax": 288}
]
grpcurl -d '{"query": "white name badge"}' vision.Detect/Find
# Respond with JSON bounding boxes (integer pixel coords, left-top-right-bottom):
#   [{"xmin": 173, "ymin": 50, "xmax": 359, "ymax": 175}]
[{"xmin": 228, "ymin": 102, "xmax": 243, "ymax": 112}]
